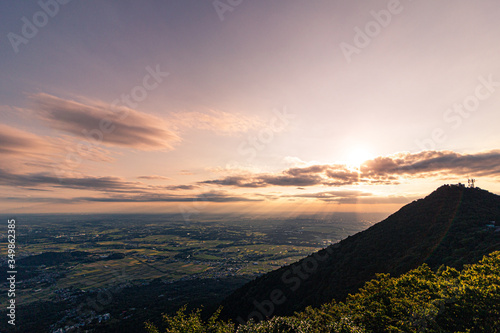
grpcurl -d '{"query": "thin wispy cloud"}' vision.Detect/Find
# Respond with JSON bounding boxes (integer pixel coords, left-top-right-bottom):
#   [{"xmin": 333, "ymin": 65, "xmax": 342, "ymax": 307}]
[
  {"xmin": 32, "ymin": 93, "xmax": 181, "ymax": 151},
  {"xmin": 0, "ymin": 124, "xmax": 53, "ymax": 156},
  {"xmin": 285, "ymin": 190, "xmax": 373, "ymax": 200},
  {"xmin": 79, "ymin": 193, "xmax": 262, "ymax": 203},
  {"xmin": 137, "ymin": 175, "xmax": 173, "ymax": 181},
  {"xmin": 283, "ymin": 190, "xmax": 417, "ymax": 204},
  {"xmin": 169, "ymin": 109, "xmax": 264, "ymax": 136},
  {"xmin": 0, "ymin": 168, "xmax": 198, "ymax": 198},
  {"xmin": 2, "ymin": 191, "xmax": 263, "ymax": 204},
  {"xmin": 0, "ymin": 123, "xmax": 114, "ymax": 176},
  {"xmin": 163, "ymin": 185, "xmax": 199, "ymax": 190},
  {"xmin": 0, "ymin": 169, "xmax": 143, "ymax": 192}
]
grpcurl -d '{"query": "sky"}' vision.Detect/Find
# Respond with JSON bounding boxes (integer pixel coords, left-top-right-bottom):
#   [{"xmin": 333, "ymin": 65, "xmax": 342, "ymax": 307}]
[{"xmin": 1, "ymin": 0, "xmax": 499, "ymax": 216}]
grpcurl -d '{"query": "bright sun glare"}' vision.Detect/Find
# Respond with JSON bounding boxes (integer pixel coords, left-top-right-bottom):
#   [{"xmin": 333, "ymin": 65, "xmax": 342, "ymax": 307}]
[{"xmin": 347, "ymin": 148, "xmax": 373, "ymax": 168}]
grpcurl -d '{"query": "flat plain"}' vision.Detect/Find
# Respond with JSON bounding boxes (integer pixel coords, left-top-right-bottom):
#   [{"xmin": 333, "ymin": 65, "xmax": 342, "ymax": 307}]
[{"xmin": 0, "ymin": 213, "xmax": 384, "ymax": 332}]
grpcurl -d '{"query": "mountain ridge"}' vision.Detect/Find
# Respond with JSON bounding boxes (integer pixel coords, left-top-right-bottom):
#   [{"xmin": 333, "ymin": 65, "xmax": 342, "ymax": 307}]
[{"xmin": 220, "ymin": 184, "xmax": 500, "ymax": 322}]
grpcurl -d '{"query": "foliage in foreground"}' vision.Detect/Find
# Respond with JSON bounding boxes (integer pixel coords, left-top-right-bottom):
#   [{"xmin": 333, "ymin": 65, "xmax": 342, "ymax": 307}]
[{"xmin": 146, "ymin": 251, "xmax": 500, "ymax": 333}]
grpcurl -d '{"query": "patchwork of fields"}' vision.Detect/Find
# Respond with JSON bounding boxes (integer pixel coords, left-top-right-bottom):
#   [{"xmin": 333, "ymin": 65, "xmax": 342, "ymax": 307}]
[{"xmin": 0, "ymin": 213, "xmax": 382, "ymax": 332}]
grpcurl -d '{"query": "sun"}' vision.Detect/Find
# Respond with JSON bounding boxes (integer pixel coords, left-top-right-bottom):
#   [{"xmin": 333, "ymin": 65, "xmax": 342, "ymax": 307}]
[{"xmin": 346, "ymin": 148, "xmax": 373, "ymax": 168}]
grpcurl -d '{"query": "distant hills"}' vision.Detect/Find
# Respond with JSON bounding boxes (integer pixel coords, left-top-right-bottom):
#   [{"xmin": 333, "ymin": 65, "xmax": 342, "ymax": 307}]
[{"xmin": 220, "ymin": 184, "xmax": 500, "ymax": 321}]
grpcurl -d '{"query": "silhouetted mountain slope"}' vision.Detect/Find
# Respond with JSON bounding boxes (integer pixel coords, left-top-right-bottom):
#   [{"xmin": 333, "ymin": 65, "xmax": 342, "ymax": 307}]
[{"xmin": 220, "ymin": 185, "xmax": 500, "ymax": 322}]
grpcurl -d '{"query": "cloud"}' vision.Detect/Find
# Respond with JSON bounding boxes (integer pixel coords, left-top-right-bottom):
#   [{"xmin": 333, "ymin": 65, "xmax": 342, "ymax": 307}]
[
  {"xmin": 164, "ymin": 185, "xmax": 199, "ymax": 190},
  {"xmin": 0, "ymin": 123, "xmax": 114, "ymax": 177},
  {"xmin": 200, "ymin": 150, "xmax": 500, "ymax": 188},
  {"xmin": 79, "ymin": 192, "xmax": 261, "ymax": 202},
  {"xmin": 284, "ymin": 190, "xmax": 416, "ymax": 204},
  {"xmin": 361, "ymin": 150, "xmax": 500, "ymax": 179},
  {"xmin": 2, "ymin": 150, "xmax": 498, "ymax": 208},
  {"xmin": 0, "ymin": 124, "xmax": 109, "ymax": 174},
  {"xmin": 169, "ymin": 109, "xmax": 264, "ymax": 136},
  {"xmin": 32, "ymin": 93, "xmax": 180, "ymax": 151},
  {"xmin": 138, "ymin": 175, "xmax": 172, "ymax": 180},
  {"xmin": 2, "ymin": 191, "xmax": 262, "ymax": 204},
  {"xmin": 286, "ymin": 190, "xmax": 373, "ymax": 201},
  {"xmin": 0, "ymin": 166, "xmax": 264, "ymax": 205},
  {"xmin": 0, "ymin": 168, "xmax": 143, "ymax": 192},
  {"xmin": 0, "ymin": 168, "xmax": 202, "ymax": 195},
  {"xmin": 0, "ymin": 124, "xmax": 53, "ymax": 156},
  {"xmin": 200, "ymin": 164, "xmax": 358, "ymax": 188},
  {"xmin": 283, "ymin": 156, "xmax": 310, "ymax": 167},
  {"xmin": 349, "ymin": 196, "xmax": 417, "ymax": 205},
  {"xmin": 2, "ymin": 196, "xmax": 81, "ymax": 204}
]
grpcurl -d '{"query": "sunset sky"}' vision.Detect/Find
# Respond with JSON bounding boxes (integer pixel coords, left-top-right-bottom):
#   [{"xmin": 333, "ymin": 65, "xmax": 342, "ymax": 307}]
[{"xmin": 1, "ymin": 0, "xmax": 499, "ymax": 215}]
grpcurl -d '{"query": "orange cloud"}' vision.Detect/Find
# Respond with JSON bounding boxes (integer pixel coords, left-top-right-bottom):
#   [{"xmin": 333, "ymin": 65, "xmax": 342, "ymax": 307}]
[
  {"xmin": 137, "ymin": 175, "xmax": 173, "ymax": 181},
  {"xmin": 0, "ymin": 124, "xmax": 53, "ymax": 156},
  {"xmin": 201, "ymin": 150, "xmax": 500, "ymax": 188}
]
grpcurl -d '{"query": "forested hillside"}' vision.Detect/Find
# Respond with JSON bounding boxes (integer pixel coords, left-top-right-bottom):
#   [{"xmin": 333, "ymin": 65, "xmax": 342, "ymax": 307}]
[
  {"xmin": 146, "ymin": 250, "xmax": 500, "ymax": 332},
  {"xmin": 220, "ymin": 185, "xmax": 500, "ymax": 320}
]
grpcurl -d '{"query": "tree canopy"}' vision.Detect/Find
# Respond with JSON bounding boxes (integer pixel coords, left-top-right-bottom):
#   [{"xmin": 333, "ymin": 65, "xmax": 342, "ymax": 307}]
[{"xmin": 146, "ymin": 250, "xmax": 500, "ymax": 333}]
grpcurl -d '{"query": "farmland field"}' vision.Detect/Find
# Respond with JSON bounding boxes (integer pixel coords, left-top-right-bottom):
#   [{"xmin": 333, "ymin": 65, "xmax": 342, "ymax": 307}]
[{"xmin": 0, "ymin": 213, "xmax": 384, "ymax": 332}]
